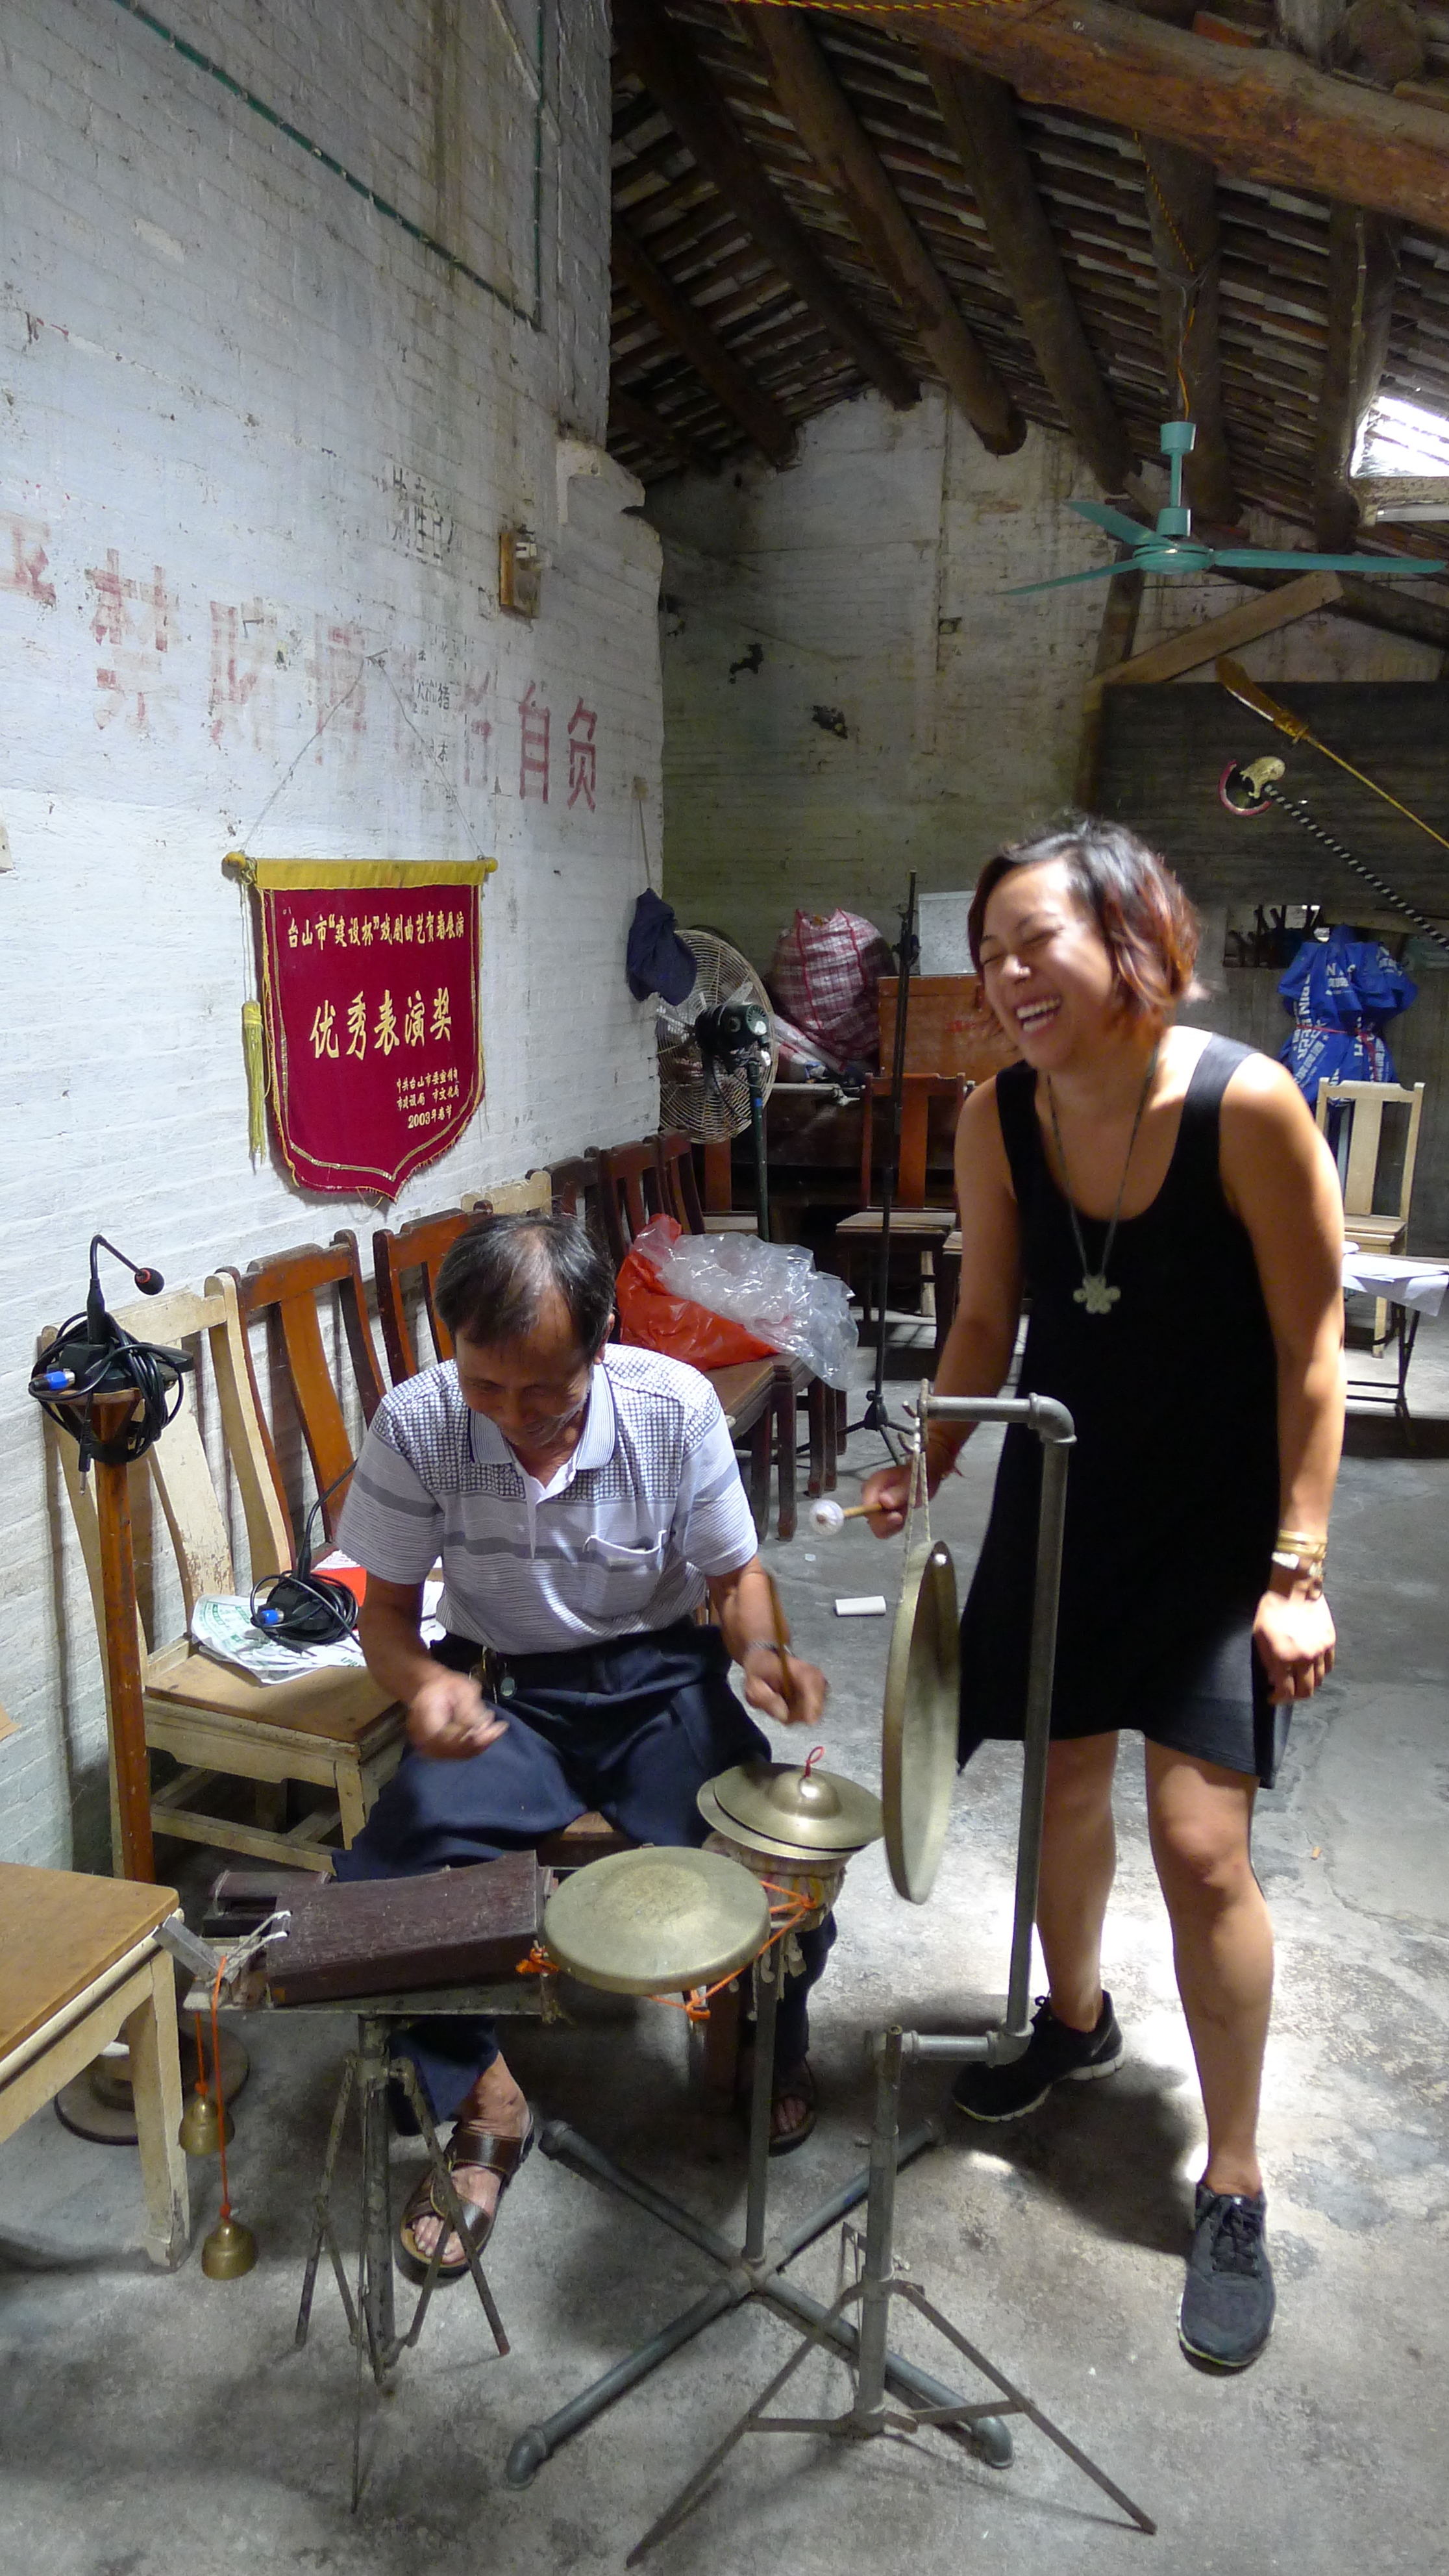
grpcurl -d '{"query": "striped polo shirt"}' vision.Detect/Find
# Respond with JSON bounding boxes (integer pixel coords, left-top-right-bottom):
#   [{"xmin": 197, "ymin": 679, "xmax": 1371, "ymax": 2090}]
[{"xmin": 336, "ymin": 1344, "xmax": 760, "ymax": 1655}]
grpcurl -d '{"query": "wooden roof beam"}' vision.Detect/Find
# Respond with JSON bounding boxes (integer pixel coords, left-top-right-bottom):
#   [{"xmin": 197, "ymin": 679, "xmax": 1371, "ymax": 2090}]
[
  {"xmin": 613, "ymin": 0, "xmax": 920, "ymax": 412},
  {"xmin": 742, "ymin": 6, "xmax": 1025, "ymax": 454},
  {"xmin": 612, "ymin": 222, "xmax": 798, "ymax": 467},
  {"xmin": 844, "ymin": 0, "xmax": 1449, "ymax": 237},
  {"xmin": 1139, "ymin": 139, "xmax": 1238, "ymax": 527},
  {"xmin": 1313, "ymin": 204, "xmax": 1402, "ymax": 554},
  {"xmin": 609, "ymin": 385, "xmax": 720, "ymax": 475},
  {"xmin": 923, "ymin": 51, "xmax": 1134, "ymax": 493}
]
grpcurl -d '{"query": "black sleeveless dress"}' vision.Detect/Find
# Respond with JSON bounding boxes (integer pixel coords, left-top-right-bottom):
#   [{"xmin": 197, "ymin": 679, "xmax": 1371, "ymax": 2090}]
[{"xmin": 958, "ymin": 1034, "xmax": 1287, "ymax": 1787}]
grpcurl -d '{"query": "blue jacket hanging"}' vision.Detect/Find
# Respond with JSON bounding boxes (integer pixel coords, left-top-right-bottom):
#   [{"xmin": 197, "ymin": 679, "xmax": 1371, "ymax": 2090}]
[{"xmin": 1278, "ymin": 924, "xmax": 1417, "ymax": 1106}]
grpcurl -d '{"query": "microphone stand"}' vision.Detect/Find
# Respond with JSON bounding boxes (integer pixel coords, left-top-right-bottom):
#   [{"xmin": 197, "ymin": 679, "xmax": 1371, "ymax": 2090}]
[{"xmin": 860, "ymin": 874, "xmax": 918, "ymax": 1446}]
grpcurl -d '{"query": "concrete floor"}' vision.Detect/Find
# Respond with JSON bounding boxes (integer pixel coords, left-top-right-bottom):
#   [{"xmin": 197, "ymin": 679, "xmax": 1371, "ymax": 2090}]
[{"xmin": 3, "ymin": 1310, "xmax": 1447, "ymax": 2575}]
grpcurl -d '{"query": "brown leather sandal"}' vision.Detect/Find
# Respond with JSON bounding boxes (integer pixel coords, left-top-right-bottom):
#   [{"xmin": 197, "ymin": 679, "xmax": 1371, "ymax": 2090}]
[
  {"xmin": 397, "ymin": 2107, "xmax": 536, "ymax": 2284},
  {"xmin": 736, "ymin": 2053, "xmax": 818, "ymax": 2157}
]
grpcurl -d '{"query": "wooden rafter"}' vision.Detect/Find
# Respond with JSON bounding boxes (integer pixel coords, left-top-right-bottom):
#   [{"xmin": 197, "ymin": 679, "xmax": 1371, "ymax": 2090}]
[
  {"xmin": 612, "ymin": 220, "xmax": 798, "ymax": 465},
  {"xmin": 923, "ymin": 51, "xmax": 1134, "ymax": 494},
  {"xmin": 1139, "ymin": 140, "xmax": 1238, "ymax": 527},
  {"xmin": 837, "ymin": 0, "xmax": 1449, "ymax": 238},
  {"xmin": 1314, "ymin": 205, "xmax": 1402, "ymax": 553},
  {"xmin": 609, "ymin": 384, "xmax": 719, "ymax": 474},
  {"xmin": 613, "ymin": 0, "xmax": 921, "ymax": 412},
  {"xmin": 743, "ymin": 6, "xmax": 1025, "ymax": 454},
  {"xmin": 1087, "ymin": 569, "xmax": 1344, "ymax": 706}
]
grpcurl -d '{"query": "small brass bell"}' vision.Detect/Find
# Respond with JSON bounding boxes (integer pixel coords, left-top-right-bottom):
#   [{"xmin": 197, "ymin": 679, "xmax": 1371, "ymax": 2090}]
[
  {"xmin": 179, "ymin": 2086, "xmax": 234, "ymax": 2158},
  {"xmin": 201, "ymin": 2213, "xmax": 257, "ymax": 2278}
]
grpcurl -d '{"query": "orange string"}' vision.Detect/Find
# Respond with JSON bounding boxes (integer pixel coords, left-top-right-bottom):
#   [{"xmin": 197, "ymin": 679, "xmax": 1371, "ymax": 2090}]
[
  {"xmin": 653, "ymin": 1886, "xmax": 817, "ymax": 2021},
  {"xmin": 210, "ymin": 1960, "xmax": 232, "ymax": 2220}
]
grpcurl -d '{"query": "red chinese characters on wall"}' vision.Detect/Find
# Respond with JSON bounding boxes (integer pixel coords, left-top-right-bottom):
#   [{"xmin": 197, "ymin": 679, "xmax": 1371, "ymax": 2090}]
[{"xmin": 257, "ymin": 871, "xmax": 486, "ymax": 1197}]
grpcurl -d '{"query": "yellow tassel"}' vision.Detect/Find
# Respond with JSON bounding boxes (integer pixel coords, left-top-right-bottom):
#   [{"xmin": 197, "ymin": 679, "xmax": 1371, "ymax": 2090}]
[{"xmin": 242, "ymin": 1000, "xmax": 267, "ymax": 1159}]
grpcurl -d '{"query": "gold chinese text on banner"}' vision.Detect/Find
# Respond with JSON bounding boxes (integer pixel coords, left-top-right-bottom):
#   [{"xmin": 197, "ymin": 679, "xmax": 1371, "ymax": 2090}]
[{"xmin": 230, "ymin": 859, "xmax": 496, "ymax": 1198}]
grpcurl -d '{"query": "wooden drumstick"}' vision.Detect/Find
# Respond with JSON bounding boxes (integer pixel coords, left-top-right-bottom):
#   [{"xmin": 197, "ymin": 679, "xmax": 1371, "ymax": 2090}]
[{"xmin": 763, "ymin": 1572, "xmax": 800, "ymax": 1718}]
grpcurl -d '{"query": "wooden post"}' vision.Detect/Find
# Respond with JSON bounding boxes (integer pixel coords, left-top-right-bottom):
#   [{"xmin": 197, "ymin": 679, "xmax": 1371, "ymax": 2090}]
[
  {"xmin": 90, "ymin": 1392, "xmax": 156, "ymax": 1883},
  {"xmin": 1073, "ymin": 554, "xmax": 1146, "ymax": 809}
]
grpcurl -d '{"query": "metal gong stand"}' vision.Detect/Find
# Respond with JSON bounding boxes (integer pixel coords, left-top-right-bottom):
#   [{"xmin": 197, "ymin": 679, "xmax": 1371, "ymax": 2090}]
[
  {"xmin": 623, "ymin": 1390, "xmax": 1156, "ymax": 2560},
  {"xmin": 508, "ymin": 1844, "xmax": 1013, "ymax": 2523}
]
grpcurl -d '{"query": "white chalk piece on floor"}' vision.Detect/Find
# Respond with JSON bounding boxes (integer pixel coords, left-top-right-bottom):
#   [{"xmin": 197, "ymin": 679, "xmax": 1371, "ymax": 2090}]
[{"xmin": 834, "ymin": 1595, "xmax": 888, "ymax": 1618}]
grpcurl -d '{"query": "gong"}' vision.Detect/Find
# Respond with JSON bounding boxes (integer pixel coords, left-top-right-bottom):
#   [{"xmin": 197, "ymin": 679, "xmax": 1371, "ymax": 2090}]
[
  {"xmin": 541, "ymin": 1846, "xmax": 770, "ymax": 1996},
  {"xmin": 882, "ymin": 1540, "xmax": 960, "ymax": 1904}
]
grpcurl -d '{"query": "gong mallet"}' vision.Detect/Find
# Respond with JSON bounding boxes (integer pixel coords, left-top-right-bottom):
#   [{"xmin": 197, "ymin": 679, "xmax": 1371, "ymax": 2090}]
[{"xmin": 808, "ymin": 1496, "xmax": 877, "ymax": 1533}]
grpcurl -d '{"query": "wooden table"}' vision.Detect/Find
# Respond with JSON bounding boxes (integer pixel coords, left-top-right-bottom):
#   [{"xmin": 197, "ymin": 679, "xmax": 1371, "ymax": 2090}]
[{"xmin": 0, "ymin": 1864, "xmax": 190, "ymax": 2268}]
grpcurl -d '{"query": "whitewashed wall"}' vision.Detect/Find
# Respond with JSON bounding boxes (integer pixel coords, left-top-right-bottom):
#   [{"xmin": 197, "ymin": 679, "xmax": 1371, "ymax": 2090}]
[
  {"xmin": 0, "ymin": 0, "xmax": 663, "ymax": 1861},
  {"xmin": 651, "ymin": 389, "xmax": 1437, "ymax": 968}
]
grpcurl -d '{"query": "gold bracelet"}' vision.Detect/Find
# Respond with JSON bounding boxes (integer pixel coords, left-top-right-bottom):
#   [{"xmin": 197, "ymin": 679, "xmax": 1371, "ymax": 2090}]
[{"xmin": 1275, "ymin": 1528, "xmax": 1328, "ymax": 1559}]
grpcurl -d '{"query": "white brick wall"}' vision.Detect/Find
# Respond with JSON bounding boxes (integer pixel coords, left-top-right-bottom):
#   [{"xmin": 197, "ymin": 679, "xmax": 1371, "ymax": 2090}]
[
  {"xmin": 0, "ymin": 0, "xmax": 663, "ymax": 1861},
  {"xmin": 652, "ymin": 390, "xmax": 1437, "ymax": 967}
]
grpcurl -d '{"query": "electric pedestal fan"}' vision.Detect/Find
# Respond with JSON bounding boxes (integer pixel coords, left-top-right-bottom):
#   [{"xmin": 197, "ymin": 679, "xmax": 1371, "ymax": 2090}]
[{"xmin": 656, "ymin": 930, "xmax": 779, "ymax": 1236}]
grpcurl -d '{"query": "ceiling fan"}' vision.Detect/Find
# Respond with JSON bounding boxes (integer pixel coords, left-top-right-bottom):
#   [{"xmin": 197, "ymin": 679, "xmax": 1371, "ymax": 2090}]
[{"xmin": 1006, "ymin": 420, "xmax": 1449, "ymax": 595}]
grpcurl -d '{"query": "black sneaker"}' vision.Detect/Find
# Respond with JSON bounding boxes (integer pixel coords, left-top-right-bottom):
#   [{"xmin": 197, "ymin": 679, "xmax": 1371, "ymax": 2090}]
[
  {"xmin": 950, "ymin": 1993, "xmax": 1123, "ymax": 2121},
  {"xmin": 1178, "ymin": 2185, "xmax": 1275, "ymax": 2370}
]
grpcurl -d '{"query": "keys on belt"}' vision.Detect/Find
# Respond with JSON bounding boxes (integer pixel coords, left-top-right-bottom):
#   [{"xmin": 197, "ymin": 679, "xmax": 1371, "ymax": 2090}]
[{"xmin": 471, "ymin": 1648, "xmax": 516, "ymax": 1702}]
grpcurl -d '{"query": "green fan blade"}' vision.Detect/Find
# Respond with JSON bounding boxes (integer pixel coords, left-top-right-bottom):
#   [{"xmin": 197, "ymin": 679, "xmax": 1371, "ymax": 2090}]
[
  {"xmin": 1004, "ymin": 563, "xmax": 1132, "ymax": 597},
  {"xmin": 1211, "ymin": 547, "xmax": 1448, "ymax": 575},
  {"xmin": 1070, "ymin": 501, "xmax": 1152, "ymax": 545}
]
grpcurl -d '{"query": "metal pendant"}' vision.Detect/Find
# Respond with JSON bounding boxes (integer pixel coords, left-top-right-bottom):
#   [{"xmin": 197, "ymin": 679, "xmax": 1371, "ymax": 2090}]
[{"xmin": 1074, "ymin": 1272, "xmax": 1121, "ymax": 1315}]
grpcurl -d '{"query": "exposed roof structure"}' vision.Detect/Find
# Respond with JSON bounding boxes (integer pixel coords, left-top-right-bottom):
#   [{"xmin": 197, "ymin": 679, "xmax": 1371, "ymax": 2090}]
[{"xmin": 608, "ymin": 0, "xmax": 1449, "ymax": 645}]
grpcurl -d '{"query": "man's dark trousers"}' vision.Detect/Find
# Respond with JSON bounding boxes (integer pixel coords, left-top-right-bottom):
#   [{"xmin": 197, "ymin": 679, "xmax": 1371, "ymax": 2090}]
[{"xmin": 334, "ymin": 1620, "xmax": 835, "ymax": 2118}]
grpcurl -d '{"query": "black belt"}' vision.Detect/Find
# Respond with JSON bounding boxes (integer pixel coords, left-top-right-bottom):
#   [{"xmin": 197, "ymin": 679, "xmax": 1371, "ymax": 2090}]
[{"xmin": 434, "ymin": 1620, "xmax": 710, "ymax": 1702}]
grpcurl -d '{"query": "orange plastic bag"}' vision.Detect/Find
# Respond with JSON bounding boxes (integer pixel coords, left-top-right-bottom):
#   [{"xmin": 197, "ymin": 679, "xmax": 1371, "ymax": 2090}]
[{"xmin": 615, "ymin": 1218, "xmax": 775, "ymax": 1370}]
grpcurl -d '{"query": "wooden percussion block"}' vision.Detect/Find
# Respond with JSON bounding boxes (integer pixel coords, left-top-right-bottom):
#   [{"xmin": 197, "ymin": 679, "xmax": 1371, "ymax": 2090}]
[{"xmin": 264, "ymin": 1855, "xmax": 545, "ymax": 2005}]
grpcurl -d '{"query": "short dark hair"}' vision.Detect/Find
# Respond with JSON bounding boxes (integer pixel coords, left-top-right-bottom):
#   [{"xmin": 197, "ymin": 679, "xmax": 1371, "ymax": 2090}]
[
  {"xmin": 434, "ymin": 1213, "xmax": 615, "ymax": 1356},
  {"xmin": 969, "ymin": 819, "xmax": 1200, "ymax": 1021}
]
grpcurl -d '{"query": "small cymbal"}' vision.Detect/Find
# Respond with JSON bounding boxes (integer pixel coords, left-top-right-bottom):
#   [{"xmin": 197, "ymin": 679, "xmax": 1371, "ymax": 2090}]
[{"xmin": 701, "ymin": 1759, "xmax": 882, "ymax": 1857}]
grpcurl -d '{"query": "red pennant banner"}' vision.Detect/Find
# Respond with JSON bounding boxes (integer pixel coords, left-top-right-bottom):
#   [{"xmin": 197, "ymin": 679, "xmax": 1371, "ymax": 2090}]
[{"xmin": 250, "ymin": 861, "xmax": 492, "ymax": 1198}]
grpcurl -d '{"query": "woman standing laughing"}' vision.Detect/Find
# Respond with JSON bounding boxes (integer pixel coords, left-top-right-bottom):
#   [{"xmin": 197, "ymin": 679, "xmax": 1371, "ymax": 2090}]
[{"xmin": 864, "ymin": 820, "xmax": 1344, "ymax": 2372}]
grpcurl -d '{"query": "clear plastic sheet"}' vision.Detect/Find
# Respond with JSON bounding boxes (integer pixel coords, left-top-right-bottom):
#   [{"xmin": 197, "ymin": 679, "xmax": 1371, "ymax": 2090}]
[{"xmin": 634, "ymin": 1218, "xmax": 858, "ymax": 1390}]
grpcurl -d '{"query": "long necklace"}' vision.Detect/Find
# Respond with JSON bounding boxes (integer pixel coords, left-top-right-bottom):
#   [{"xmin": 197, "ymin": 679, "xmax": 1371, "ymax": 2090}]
[{"xmin": 1045, "ymin": 1043, "xmax": 1161, "ymax": 1316}]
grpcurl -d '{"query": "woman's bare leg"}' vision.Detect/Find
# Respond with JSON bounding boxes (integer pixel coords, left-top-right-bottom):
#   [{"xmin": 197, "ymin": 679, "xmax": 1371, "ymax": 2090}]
[
  {"xmin": 1145, "ymin": 1744, "xmax": 1272, "ymax": 2196},
  {"xmin": 1035, "ymin": 1733, "xmax": 1120, "ymax": 2029}
]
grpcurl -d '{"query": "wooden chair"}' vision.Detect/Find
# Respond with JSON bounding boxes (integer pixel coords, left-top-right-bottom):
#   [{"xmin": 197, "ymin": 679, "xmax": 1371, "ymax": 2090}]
[
  {"xmin": 654, "ymin": 1130, "xmax": 837, "ymax": 1498},
  {"xmin": 219, "ymin": 1235, "xmax": 385, "ymax": 1541},
  {"xmin": 1317, "ymin": 1076, "xmax": 1427, "ymax": 1346},
  {"xmin": 595, "ymin": 1137, "xmax": 795, "ymax": 1539},
  {"xmin": 836, "ymin": 1074, "xmax": 966, "ymax": 1326},
  {"xmin": 1317, "ymin": 1078, "xmax": 1426, "ymax": 1252},
  {"xmin": 0, "ymin": 1865, "xmax": 189, "ymax": 2270},
  {"xmin": 47, "ymin": 1276, "xmax": 402, "ymax": 1872},
  {"xmin": 460, "ymin": 1170, "xmax": 553, "ymax": 1217},
  {"xmin": 373, "ymin": 1208, "xmax": 475, "ymax": 1383}
]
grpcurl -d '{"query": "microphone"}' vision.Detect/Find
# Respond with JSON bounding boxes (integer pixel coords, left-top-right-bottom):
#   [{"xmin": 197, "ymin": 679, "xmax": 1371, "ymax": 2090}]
[{"xmin": 88, "ymin": 1234, "xmax": 165, "ymax": 1329}]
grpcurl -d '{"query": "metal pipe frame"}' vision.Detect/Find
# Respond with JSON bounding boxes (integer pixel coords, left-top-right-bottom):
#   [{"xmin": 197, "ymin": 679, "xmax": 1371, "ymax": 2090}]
[
  {"xmin": 504, "ymin": 1935, "xmax": 1011, "ymax": 2498},
  {"xmin": 611, "ymin": 1387, "xmax": 1162, "ymax": 2560}
]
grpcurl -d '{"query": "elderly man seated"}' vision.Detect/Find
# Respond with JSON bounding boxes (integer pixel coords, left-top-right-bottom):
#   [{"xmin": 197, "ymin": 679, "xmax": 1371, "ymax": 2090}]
[{"xmin": 334, "ymin": 1211, "xmax": 831, "ymax": 2280}]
